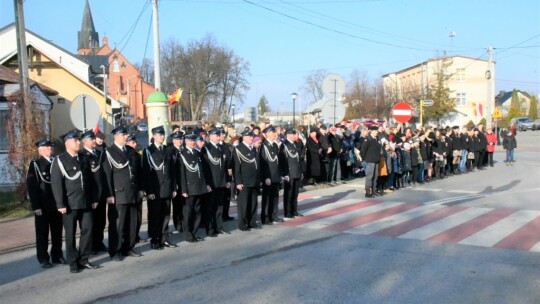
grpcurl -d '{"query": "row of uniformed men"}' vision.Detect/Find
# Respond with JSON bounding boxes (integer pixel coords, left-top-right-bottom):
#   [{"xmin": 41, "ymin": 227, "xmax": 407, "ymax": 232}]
[{"xmin": 26, "ymin": 124, "xmax": 304, "ymax": 273}]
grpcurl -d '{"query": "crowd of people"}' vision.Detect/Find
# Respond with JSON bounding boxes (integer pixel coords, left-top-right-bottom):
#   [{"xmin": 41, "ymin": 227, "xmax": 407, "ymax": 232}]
[{"xmin": 26, "ymin": 118, "xmax": 517, "ymax": 274}]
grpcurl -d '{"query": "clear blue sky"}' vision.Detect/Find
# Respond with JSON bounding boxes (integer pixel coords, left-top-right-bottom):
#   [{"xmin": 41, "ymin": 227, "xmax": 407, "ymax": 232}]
[{"xmin": 1, "ymin": 0, "xmax": 539, "ymax": 114}]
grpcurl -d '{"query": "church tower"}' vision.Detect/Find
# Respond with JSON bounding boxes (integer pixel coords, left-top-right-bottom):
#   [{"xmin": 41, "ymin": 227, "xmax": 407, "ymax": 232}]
[{"xmin": 77, "ymin": 0, "xmax": 99, "ymax": 55}]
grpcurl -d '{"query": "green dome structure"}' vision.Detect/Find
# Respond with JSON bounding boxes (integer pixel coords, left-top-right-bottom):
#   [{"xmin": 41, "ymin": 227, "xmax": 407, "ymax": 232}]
[{"xmin": 145, "ymin": 91, "xmax": 168, "ymax": 104}]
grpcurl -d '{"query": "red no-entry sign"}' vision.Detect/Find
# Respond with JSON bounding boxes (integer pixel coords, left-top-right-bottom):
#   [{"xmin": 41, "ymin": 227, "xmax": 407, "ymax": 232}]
[{"xmin": 392, "ymin": 102, "xmax": 413, "ymax": 123}]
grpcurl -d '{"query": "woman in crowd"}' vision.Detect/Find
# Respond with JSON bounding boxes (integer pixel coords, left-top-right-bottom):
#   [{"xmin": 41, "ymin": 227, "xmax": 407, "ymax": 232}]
[{"xmin": 485, "ymin": 127, "xmax": 497, "ymax": 167}]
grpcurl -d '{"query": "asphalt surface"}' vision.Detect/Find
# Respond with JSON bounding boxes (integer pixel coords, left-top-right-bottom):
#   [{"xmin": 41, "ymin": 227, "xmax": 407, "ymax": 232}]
[{"xmin": 1, "ymin": 130, "xmax": 539, "ymax": 304}]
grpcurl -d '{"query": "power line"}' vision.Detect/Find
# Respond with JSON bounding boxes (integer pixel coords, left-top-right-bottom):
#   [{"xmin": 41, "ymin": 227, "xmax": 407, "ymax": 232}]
[
  {"xmin": 117, "ymin": 1, "xmax": 151, "ymax": 54},
  {"xmin": 494, "ymin": 33, "xmax": 540, "ymax": 55}
]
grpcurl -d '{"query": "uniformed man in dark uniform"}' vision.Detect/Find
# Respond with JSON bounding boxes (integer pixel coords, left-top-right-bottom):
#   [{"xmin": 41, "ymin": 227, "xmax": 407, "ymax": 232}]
[
  {"xmin": 79, "ymin": 130, "xmax": 109, "ymax": 255},
  {"xmin": 219, "ymin": 129, "xmax": 235, "ymax": 222},
  {"xmin": 51, "ymin": 131, "xmax": 99, "ymax": 273},
  {"xmin": 26, "ymin": 139, "xmax": 64, "ymax": 269},
  {"xmin": 361, "ymin": 126, "xmax": 382, "ymax": 198},
  {"xmin": 142, "ymin": 126, "xmax": 177, "ymax": 249},
  {"xmin": 168, "ymin": 131, "xmax": 185, "ymax": 234},
  {"xmin": 126, "ymin": 134, "xmax": 145, "ymax": 242},
  {"xmin": 179, "ymin": 134, "xmax": 212, "ymax": 242},
  {"xmin": 201, "ymin": 129, "xmax": 230, "ymax": 236},
  {"xmin": 233, "ymin": 130, "xmax": 261, "ymax": 231},
  {"xmin": 280, "ymin": 129, "xmax": 304, "ymax": 218},
  {"xmin": 102, "ymin": 127, "xmax": 142, "ymax": 261},
  {"xmin": 259, "ymin": 126, "xmax": 283, "ymax": 224}
]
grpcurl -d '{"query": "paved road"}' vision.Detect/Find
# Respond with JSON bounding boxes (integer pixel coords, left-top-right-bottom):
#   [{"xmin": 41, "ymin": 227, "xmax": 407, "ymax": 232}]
[{"xmin": 0, "ymin": 131, "xmax": 539, "ymax": 304}]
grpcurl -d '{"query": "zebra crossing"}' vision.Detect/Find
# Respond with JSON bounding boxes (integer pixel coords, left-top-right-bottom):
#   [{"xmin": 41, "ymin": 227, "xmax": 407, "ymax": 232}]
[{"xmin": 268, "ymin": 195, "xmax": 540, "ymax": 253}]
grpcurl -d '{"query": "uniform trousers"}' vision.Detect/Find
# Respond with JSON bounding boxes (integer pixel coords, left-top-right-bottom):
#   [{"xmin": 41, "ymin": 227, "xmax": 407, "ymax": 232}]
[
  {"xmin": 222, "ymin": 186, "xmax": 232, "ymax": 221},
  {"xmin": 91, "ymin": 198, "xmax": 107, "ymax": 249},
  {"xmin": 63, "ymin": 208, "xmax": 93, "ymax": 267},
  {"xmin": 237, "ymin": 186, "xmax": 258, "ymax": 229},
  {"xmin": 136, "ymin": 197, "xmax": 143, "ymax": 238},
  {"xmin": 184, "ymin": 194, "xmax": 203, "ymax": 241},
  {"xmin": 364, "ymin": 162, "xmax": 379, "ymax": 191},
  {"xmin": 172, "ymin": 195, "xmax": 185, "ymax": 232},
  {"xmin": 261, "ymin": 183, "xmax": 279, "ymax": 222},
  {"xmin": 284, "ymin": 178, "xmax": 300, "ymax": 217},
  {"xmin": 35, "ymin": 208, "xmax": 63, "ymax": 263},
  {"xmin": 147, "ymin": 197, "xmax": 171, "ymax": 244},
  {"xmin": 207, "ymin": 188, "xmax": 226, "ymax": 234},
  {"xmin": 108, "ymin": 203, "xmax": 137, "ymax": 256}
]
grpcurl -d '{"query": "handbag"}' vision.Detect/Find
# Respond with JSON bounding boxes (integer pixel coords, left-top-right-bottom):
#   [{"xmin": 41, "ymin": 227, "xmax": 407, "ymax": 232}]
[{"xmin": 467, "ymin": 152, "xmax": 475, "ymax": 159}]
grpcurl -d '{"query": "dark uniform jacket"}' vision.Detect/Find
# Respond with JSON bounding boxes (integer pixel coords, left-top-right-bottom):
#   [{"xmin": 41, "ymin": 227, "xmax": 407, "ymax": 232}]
[
  {"xmin": 51, "ymin": 152, "xmax": 96, "ymax": 210},
  {"xmin": 319, "ymin": 133, "xmax": 330, "ymax": 162},
  {"xmin": 306, "ymin": 137, "xmax": 321, "ymax": 177},
  {"xmin": 79, "ymin": 148, "xmax": 108, "ymax": 201},
  {"xmin": 233, "ymin": 143, "xmax": 260, "ymax": 188},
  {"xmin": 461, "ymin": 133, "xmax": 470, "ymax": 151},
  {"xmin": 142, "ymin": 144, "xmax": 175, "ymax": 198},
  {"xmin": 477, "ymin": 131, "xmax": 488, "ymax": 150},
  {"xmin": 260, "ymin": 139, "xmax": 281, "ymax": 183},
  {"xmin": 179, "ymin": 148, "xmax": 209, "ymax": 196},
  {"xmin": 360, "ymin": 135, "xmax": 382, "ymax": 163},
  {"xmin": 280, "ymin": 139, "xmax": 302, "ymax": 179},
  {"xmin": 26, "ymin": 156, "xmax": 56, "ymax": 212},
  {"xmin": 103, "ymin": 144, "xmax": 140, "ymax": 204},
  {"xmin": 201, "ymin": 142, "xmax": 229, "ymax": 189}
]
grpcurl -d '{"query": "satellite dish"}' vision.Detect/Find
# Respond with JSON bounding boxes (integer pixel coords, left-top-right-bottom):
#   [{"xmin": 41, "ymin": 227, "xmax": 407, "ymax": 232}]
[
  {"xmin": 320, "ymin": 97, "xmax": 346, "ymax": 125},
  {"xmin": 322, "ymin": 73, "xmax": 345, "ymax": 98},
  {"xmin": 70, "ymin": 94, "xmax": 100, "ymax": 131}
]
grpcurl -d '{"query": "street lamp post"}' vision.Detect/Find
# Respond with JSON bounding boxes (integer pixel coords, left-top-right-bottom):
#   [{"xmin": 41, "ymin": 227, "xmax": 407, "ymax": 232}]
[
  {"xmin": 291, "ymin": 92, "xmax": 297, "ymax": 128},
  {"xmin": 231, "ymin": 104, "xmax": 236, "ymax": 124}
]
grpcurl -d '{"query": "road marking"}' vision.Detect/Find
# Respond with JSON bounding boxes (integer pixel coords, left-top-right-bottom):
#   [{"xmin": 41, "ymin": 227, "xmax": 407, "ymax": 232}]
[
  {"xmin": 284, "ymin": 199, "xmax": 379, "ymax": 227},
  {"xmin": 411, "ymin": 188, "xmax": 443, "ymax": 192},
  {"xmin": 459, "ymin": 210, "xmax": 540, "ymax": 247},
  {"xmin": 494, "ymin": 215, "xmax": 540, "ymax": 251},
  {"xmin": 398, "ymin": 207, "xmax": 493, "ymax": 240},
  {"xmin": 447, "ymin": 190, "xmax": 480, "ymax": 194},
  {"xmin": 344, "ymin": 204, "xmax": 446, "ymax": 235}
]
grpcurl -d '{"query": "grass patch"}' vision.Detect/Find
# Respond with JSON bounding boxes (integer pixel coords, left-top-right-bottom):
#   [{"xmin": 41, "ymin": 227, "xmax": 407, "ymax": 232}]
[{"xmin": 0, "ymin": 191, "xmax": 33, "ymax": 219}]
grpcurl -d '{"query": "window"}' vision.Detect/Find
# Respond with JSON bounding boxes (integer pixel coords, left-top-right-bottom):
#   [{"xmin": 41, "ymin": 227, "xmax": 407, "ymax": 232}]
[
  {"xmin": 57, "ymin": 97, "xmax": 65, "ymax": 104},
  {"xmin": 456, "ymin": 68, "xmax": 466, "ymax": 81},
  {"xmin": 0, "ymin": 110, "xmax": 9, "ymax": 151},
  {"xmin": 456, "ymin": 92, "xmax": 467, "ymax": 106}
]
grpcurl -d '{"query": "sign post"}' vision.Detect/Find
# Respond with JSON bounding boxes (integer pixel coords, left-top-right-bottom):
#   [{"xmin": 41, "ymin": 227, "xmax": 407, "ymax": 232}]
[{"xmin": 419, "ymin": 99, "xmax": 433, "ymax": 127}]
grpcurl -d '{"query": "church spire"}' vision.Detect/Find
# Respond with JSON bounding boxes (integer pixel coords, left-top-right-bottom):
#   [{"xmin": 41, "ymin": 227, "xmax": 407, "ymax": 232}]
[{"xmin": 77, "ymin": 0, "xmax": 99, "ymax": 54}]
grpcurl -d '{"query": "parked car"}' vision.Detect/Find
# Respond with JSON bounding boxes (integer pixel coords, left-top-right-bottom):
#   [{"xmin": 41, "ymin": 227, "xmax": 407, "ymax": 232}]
[
  {"xmin": 534, "ymin": 119, "xmax": 540, "ymax": 130},
  {"xmin": 137, "ymin": 122, "xmax": 148, "ymax": 132},
  {"xmin": 511, "ymin": 117, "xmax": 535, "ymax": 131}
]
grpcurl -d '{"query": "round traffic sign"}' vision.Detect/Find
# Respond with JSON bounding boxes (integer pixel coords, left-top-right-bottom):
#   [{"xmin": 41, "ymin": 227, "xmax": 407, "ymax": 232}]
[{"xmin": 392, "ymin": 102, "xmax": 413, "ymax": 123}]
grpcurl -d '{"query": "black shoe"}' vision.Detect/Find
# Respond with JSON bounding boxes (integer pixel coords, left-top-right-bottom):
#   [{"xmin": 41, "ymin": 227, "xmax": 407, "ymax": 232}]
[
  {"xmin": 273, "ymin": 218, "xmax": 284, "ymax": 222},
  {"xmin": 226, "ymin": 216, "xmax": 235, "ymax": 221},
  {"xmin": 186, "ymin": 238, "xmax": 198, "ymax": 243},
  {"xmin": 262, "ymin": 221, "xmax": 273, "ymax": 225},
  {"xmin": 239, "ymin": 227, "xmax": 251, "ymax": 231},
  {"xmin": 123, "ymin": 250, "xmax": 142, "ymax": 257},
  {"xmin": 284, "ymin": 215, "xmax": 294, "ymax": 218},
  {"xmin": 111, "ymin": 254, "xmax": 123, "ymax": 261},
  {"xmin": 293, "ymin": 212, "xmax": 303, "ymax": 217},
  {"xmin": 218, "ymin": 229, "xmax": 231, "ymax": 234},
  {"xmin": 40, "ymin": 261, "xmax": 53, "ymax": 269},
  {"xmin": 196, "ymin": 236, "xmax": 205, "ymax": 241},
  {"xmin": 249, "ymin": 225, "xmax": 262, "ymax": 229},
  {"xmin": 79, "ymin": 262, "xmax": 100, "ymax": 270},
  {"xmin": 208, "ymin": 233, "xmax": 218, "ymax": 237},
  {"xmin": 70, "ymin": 265, "xmax": 80, "ymax": 273},
  {"xmin": 151, "ymin": 243, "xmax": 164, "ymax": 250},
  {"xmin": 91, "ymin": 250, "xmax": 100, "ymax": 255},
  {"xmin": 162, "ymin": 241, "xmax": 178, "ymax": 248},
  {"xmin": 52, "ymin": 258, "xmax": 66, "ymax": 264}
]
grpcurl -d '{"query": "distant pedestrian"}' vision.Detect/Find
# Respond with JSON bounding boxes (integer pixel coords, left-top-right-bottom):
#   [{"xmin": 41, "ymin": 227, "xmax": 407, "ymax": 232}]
[{"xmin": 502, "ymin": 129, "xmax": 517, "ymax": 166}]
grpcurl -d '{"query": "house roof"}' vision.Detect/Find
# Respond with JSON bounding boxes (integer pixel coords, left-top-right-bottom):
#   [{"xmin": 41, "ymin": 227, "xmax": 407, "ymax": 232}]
[
  {"xmin": 495, "ymin": 90, "xmax": 532, "ymax": 106},
  {"xmin": 0, "ymin": 65, "xmax": 58, "ymax": 95}
]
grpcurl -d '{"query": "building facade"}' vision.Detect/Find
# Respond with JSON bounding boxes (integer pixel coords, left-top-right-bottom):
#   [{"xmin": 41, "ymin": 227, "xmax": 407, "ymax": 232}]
[{"xmin": 383, "ymin": 55, "xmax": 495, "ymax": 127}]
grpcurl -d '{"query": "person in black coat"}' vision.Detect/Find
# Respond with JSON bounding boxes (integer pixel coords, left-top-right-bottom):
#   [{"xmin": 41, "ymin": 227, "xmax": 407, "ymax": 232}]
[
  {"xmin": 361, "ymin": 126, "xmax": 382, "ymax": 197},
  {"xmin": 79, "ymin": 130, "xmax": 109, "ymax": 255},
  {"xmin": 318, "ymin": 125, "xmax": 330, "ymax": 182},
  {"xmin": 126, "ymin": 134, "xmax": 144, "ymax": 242},
  {"xmin": 201, "ymin": 129, "xmax": 230, "ymax": 236},
  {"xmin": 179, "ymin": 134, "xmax": 212, "ymax": 242},
  {"xmin": 280, "ymin": 129, "xmax": 304, "ymax": 218},
  {"xmin": 142, "ymin": 126, "xmax": 177, "ymax": 249},
  {"xmin": 327, "ymin": 126, "xmax": 343, "ymax": 183},
  {"xmin": 51, "ymin": 131, "xmax": 99, "ymax": 273},
  {"xmin": 476, "ymin": 123, "xmax": 488, "ymax": 169},
  {"xmin": 233, "ymin": 130, "xmax": 261, "ymax": 231},
  {"xmin": 102, "ymin": 127, "xmax": 142, "ymax": 260},
  {"xmin": 168, "ymin": 131, "xmax": 186, "ymax": 235},
  {"xmin": 26, "ymin": 139, "xmax": 64, "ymax": 269},
  {"xmin": 306, "ymin": 128, "xmax": 322, "ymax": 184},
  {"xmin": 219, "ymin": 129, "xmax": 235, "ymax": 222},
  {"xmin": 259, "ymin": 126, "xmax": 283, "ymax": 224}
]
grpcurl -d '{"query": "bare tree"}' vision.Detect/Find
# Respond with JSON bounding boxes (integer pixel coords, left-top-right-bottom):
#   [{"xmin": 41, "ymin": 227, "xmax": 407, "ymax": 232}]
[
  {"xmin": 302, "ymin": 69, "xmax": 327, "ymax": 104},
  {"xmin": 134, "ymin": 58, "xmax": 154, "ymax": 87}
]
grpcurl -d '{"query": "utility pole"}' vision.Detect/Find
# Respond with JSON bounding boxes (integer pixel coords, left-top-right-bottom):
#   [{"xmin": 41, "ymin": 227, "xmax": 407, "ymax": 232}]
[
  {"xmin": 152, "ymin": 0, "xmax": 161, "ymax": 91},
  {"xmin": 13, "ymin": 0, "xmax": 30, "ymax": 99},
  {"xmin": 486, "ymin": 45, "xmax": 494, "ymax": 129}
]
